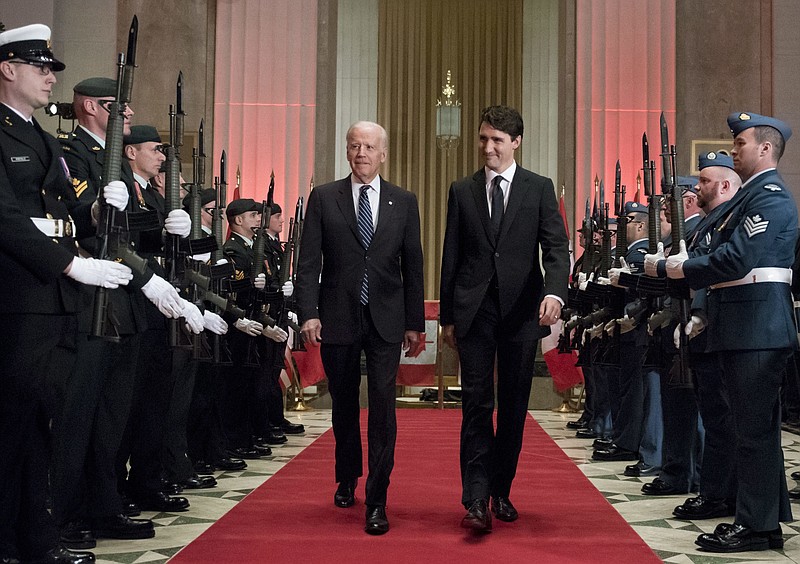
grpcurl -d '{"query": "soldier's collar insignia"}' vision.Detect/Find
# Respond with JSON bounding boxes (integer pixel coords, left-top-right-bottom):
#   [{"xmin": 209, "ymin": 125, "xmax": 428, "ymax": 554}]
[
  {"xmin": 4, "ymin": 115, "xmax": 13, "ymax": 127},
  {"xmin": 764, "ymin": 184, "xmax": 781, "ymax": 191},
  {"xmin": 91, "ymin": 146, "xmax": 101, "ymax": 151}
]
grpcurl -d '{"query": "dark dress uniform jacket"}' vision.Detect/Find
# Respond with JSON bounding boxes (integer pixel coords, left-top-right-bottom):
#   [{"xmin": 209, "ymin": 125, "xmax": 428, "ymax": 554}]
[{"xmin": 0, "ymin": 104, "xmax": 92, "ymax": 314}]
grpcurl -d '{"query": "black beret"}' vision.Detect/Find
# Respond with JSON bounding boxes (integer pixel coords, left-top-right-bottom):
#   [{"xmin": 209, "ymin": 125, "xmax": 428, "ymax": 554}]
[
  {"xmin": 73, "ymin": 77, "xmax": 117, "ymax": 97},
  {"xmin": 271, "ymin": 203, "xmax": 282, "ymax": 216},
  {"xmin": 124, "ymin": 125, "xmax": 161, "ymax": 146},
  {"xmin": 226, "ymin": 198, "xmax": 260, "ymax": 219},
  {"xmin": 182, "ymin": 188, "xmax": 217, "ymax": 210}
]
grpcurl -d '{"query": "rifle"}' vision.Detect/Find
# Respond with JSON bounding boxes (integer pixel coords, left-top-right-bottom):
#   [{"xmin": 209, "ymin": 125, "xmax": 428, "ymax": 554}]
[
  {"xmin": 91, "ymin": 15, "xmax": 151, "ymax": 341},
  {"xmin": 250, "ymin": 172, "xmax": 280, "ymax": 331},
  {"xmin": 660, "ymin": 113, "xmax": 693, "ymax": 389}
]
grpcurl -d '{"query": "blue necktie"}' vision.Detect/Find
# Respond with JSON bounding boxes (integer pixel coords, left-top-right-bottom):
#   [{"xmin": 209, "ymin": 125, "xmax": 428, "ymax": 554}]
[
  {"xmin": 491, "ymin": 176, "xmax": 504, "ymax": 237},
  {"xmin": 358, "ymin": 185, "xmax": 374, "ymax": 305}
]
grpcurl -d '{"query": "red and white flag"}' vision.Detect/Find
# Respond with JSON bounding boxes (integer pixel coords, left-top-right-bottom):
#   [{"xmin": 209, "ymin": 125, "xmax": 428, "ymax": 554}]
[
  {"xmin": 397, "ymin": 301, "xmax": 439, "ymax": 386},
  {"xmin": 541, "ymin": 188, "xmax": 583, "ymax": 392}
]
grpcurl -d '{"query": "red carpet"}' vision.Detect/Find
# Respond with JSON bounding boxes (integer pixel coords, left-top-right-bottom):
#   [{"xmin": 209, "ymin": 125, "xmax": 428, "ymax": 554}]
[{"xmin": 171, "ymin": 410, "xmax": 660, "ymax": 563}]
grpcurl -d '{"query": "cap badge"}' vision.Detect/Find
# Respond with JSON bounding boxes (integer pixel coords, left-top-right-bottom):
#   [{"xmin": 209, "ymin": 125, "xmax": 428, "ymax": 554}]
[
  {"xmin": 707, "ymin": 152, "xmax": 716, "ymax": 160},
  {"xmin": 739, "ymin": 113, "xmax": 751, "ymax": 121}
]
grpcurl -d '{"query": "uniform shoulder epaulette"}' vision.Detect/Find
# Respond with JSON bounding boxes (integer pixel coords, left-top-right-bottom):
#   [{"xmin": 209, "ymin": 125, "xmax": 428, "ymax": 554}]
[
  {"xmin": 764, "ymin": 184, "xmax": 781, "ymax": 191},
  {"xmin": 637, "ymin": 248, "xmax": 647, "ymax": 253}
]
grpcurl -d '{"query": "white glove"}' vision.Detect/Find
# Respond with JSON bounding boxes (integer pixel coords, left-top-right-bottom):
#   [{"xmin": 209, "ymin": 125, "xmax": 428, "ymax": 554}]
[
  {"xmin": 287, "ymin": 311, "xmax": 298, "ymax": 324},
  {"xmin": 141, "ymin": 274, "xmax": 183, "ymax": 319},
  {"xmin": 165, "ymin": 209, "xmax": 191, "ymax": 238},
  {"xmin": 665, "ymin": 240, "xmax": 689, "ymax": 279},
  {"xmin": 608, "ymin": 258, "xmax": 630, "ymax": 286},
  {"xmin": 617, "ymin": 315, "xmax": 637, "ymax": 334},
  {"xmin": 644, "ymin": 242, "xmax": 665, "ymax": 277},
  {"xmin": 263, "ymin": 324, "xmax": 289, "ymax": 342},
  {"xmin": 191, "ymin": 252, "xmax": 211, "ymax": 263},
  {"xmin": 234, "ymin": 318, "xmax": 264, "ymax": 336},
  {"xmin": 596, "ymin": 276, "xmax": 611, "ymax": 285},
  {"xmin": 202, "ymin": 310, "xmax": 228, "ymax": 335},
  {"xmin": 578, "ymin": 278, "xmax": 589, "ymax": 291},
  {"xmin": 254, "ymin": 273, "xmax": 266, "ymax": 290},
  {"xmin": 589, "ymin": 323, "xmax": 603, "ymax": 339},
  {"xmin": 103, "ymin": 180, "xmax": 129, "ymax": 211},
  {"xmin": 603, "ymin": 319, "xmax": 617, "ymax": 336},
  {"xmin": 575, "ymin": 272, "xmax": 587, "ymax": 288},
  {"xmin": 282, "ymin": 280, "xmax": 294, "ymax": 297},
  {"xmin": 673, "ymin": 314, "xmax": 706, "ymax": 348},
  {"xmin": 216, "ymin": 258, "xmax": 229, "ymax": 265},
  {"xmin": 180, "ymin": 299, "xmax": 204, "ymax": 334},
  {"xmin": 66, "ymin": 256, "xmax": 133, "ymax": 288}
]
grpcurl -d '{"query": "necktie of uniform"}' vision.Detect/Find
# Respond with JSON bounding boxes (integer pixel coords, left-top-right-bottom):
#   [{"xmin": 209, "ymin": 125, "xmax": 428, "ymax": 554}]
[
  {"xmin": 491, "ymin": 175, "xmax": 504, "ymax": 237},
  {"xmin": 358, "ymin": 185, "xmax": 374, "ymax": 305}
]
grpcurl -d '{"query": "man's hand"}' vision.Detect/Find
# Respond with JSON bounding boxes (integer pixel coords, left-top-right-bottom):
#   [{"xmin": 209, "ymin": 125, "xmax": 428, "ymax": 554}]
[
  {"xmin": 301, "ymin": 318, "xmax": 322, "ymax": 346},
  {"xmin": 644, "ymin": 242, "xmax": 666, "ymax": 277},
  {"xmin": 665, "ymin": 240, "xmax": 689, "ymax": 279},
  {"xmin": 64, "ymin": 256, "xmax": 133, "ymax": 288},
  {"xmin": 403, "ymin": 330, "xmax": 422, "ymax": 358},
  {"xmin": 617, "ymin": 314, "xmax": 637, "ymax": 334},
  {"xmin": 442, "ymin": 324, "xmax": 456, "ymax": 350},
  {"xmin": 603, "ymin": 319, "xmax": 617, "ymax": 337},
  {"xmin": 165, "ymin": 209, "xmax": 191, "ymax": 238},
  {"xmin": 141, "ymin": 275, "xmax": 183, "ymax": 319},
  {"xmin": 608, "ymin": 257, "xmax": 630, "ymax": 286},
  {"xmin": 202, "ymin": 310, "xmax": 228, "ymax": 335},
  {"xmin": 103, "ymin": 180, "xmax": 129, "ymax": 211},
  {"xmin": 539, "ymin": 296, "xmax": 562, "ymax": 326},
  {"xmin": 234, "ymin": 318, "xmax": 264, "ymax": 336}
]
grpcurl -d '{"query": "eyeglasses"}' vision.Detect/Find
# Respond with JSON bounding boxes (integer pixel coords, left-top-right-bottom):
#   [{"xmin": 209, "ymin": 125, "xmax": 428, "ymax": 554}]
[
  {"xmin": 96, "ymin": 99, "xmax": 114, "ymax": 113},
  {"xmin": 202, "ymin": 207, "xmax": 214, "ymax": 215},
  {"xmin": 8, "ymin": 60, "xmax": 54, "ymax": 76}
]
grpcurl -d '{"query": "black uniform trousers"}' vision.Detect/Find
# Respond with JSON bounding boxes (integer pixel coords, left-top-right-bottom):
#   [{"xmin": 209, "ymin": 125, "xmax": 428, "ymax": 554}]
[
  {"xmin": 456, "ymin": 289, "xmax": 538, "ymax": 507},
  {"xmin": 162, "ymin": 348, "xmax": 198, "ymax": 482},
  {"xmin": 0, "ymin": 314, "xmax": 75, "ymax": 560},
  {"xmin": 187, "ymin": 361, "xmax": 228, "ymax": 465},
  {"xmin": 52, "ymin": 332, "xmax": 140, "ymax": 526},
  {"xmin": 721, "ymin": 350, "xmax": 793, "ymax": 531},
  {"xmin": 608, "ymin": 332, "xmax": 646, "ymax": 453},
  {"xmin": 657, "ymin": 369, "xmax": 701, "ymax": 492},
  {"xmin": 692, "ymin": 351, "xmax": 736, "ymax": 502},
  {"xmin": 321, "ymin": 305, "xmax": 401, "ymax": 507}
]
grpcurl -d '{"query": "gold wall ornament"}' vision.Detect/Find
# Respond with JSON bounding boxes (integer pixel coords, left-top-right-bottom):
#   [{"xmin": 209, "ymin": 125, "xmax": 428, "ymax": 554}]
[{"xmin": 435, "ymin": 70, "xmax": 461, "ymax": 150}]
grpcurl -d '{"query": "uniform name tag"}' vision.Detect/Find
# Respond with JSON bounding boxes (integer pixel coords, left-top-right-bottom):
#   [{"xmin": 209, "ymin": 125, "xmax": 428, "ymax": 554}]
[{"xmin": 10, "ymin": 156, "xmax": 30, "ymax": 163}]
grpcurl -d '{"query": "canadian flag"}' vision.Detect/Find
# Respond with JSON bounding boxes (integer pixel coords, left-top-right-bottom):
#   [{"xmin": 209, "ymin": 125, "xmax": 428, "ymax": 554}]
[
  {"xmin": 541, "ymin": 189, "xmax": 583, "ymax": 392},
  {"xmin": 396, "ymin": 301, "xmax": 439, "ymax": 386}
]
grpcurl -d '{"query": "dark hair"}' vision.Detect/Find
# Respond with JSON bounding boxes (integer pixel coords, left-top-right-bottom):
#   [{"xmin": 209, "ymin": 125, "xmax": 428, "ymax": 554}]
[
  {"xmin": 480, "ymin": 105, "xmax": 524, "ymax": 139},
  {"xmin": 753, "ymin": 125, "xmax": 786, "ymax": 160}
]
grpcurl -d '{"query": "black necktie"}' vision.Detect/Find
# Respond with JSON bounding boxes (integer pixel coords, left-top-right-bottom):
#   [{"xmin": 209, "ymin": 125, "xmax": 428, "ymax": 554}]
[
  {"xmin": 358, "ymin": 185, "xmax": 374, "ymax": 305},
  {"xmin": 491, "ymin": 176, "xmax": 504, "ymax": 236}
]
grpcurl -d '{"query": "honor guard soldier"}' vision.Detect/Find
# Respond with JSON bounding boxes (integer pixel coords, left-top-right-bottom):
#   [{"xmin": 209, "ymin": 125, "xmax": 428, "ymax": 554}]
[
  {"xmin": 651, "ymin": 112, "xmax": 796, "ymax": 553},
  {"xmin": 0, "ymin": 23, "xmax": 133, "ymax": 564}
]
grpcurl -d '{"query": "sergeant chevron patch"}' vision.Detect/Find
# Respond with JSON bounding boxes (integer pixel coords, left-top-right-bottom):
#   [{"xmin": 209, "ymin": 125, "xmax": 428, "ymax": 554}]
[
  {"xmin": 744, "ymin": 214, "xmax": 769, "ymax": 237},
  {"xmin": 72, "ymin": 178, "xmax": 87, "ymax": 198},
  {"xmin": 764, "ymin": 184, "xmax": 781, "ymax": 191}
]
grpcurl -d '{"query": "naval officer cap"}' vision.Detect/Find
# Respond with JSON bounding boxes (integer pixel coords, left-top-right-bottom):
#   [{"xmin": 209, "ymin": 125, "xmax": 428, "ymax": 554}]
[
  {"xmin": 698, "ymin": 151, "xmax": 735, "ymax": 171},
  {"xmin": 727, "ymin": 112, "xmax": 792, "ymax": 142},
  {"xmin": 124, "ymin": 125, "xmax": 162, "ymax": 146},
  {"xmin": 677, "ymin": 176, "xmax": 699, "ymax": 195},
  {"xmin": 226, "ymin": 198, "xmax": 260, "ymax": 219},
  {"xmin": 0, "ymin": 24, "xmax": 65, "ymax": 71},
  {"xmin": 73, "ymin": 77, "xmax": 117, "ymax": 97},
  {"xmin": 624, "ymin": 201, "xmax": 647, "ymax": 215}
]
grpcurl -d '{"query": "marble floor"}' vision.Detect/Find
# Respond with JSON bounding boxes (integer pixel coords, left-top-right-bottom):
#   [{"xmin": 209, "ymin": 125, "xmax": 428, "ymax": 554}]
[{"xmin": 90, "ymin": 409, "xmax": 800, "ymax": 563}]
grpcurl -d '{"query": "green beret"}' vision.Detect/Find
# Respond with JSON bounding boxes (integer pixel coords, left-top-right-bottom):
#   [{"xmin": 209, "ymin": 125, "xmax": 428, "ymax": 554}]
[
  {"xmin": 226, "ymin": 198, "xmax": 260, "ymax": 219},
  {"xmin": 124, "ymin": 125, "xmax": 161, "ymax": 146},
  {"xmin": 73, "ymin": 77, "xmax": 117, "ymax": 97}
]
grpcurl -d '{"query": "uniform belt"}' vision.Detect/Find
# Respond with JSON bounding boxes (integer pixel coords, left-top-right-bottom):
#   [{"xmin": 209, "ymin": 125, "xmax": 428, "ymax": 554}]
[
  {"xmin": 710, "ymin": 267, "xmax": 792, "ymax": 289},
  {"xmin": 31, "ymin": 216, "xmax": 75, "ymax": 238}
]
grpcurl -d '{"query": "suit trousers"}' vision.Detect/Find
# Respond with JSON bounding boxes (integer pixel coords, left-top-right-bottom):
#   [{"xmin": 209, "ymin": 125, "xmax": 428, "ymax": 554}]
[
  {"xmin": 0, "ymin": 314, "xmax": 75, "ymax": 560},
  {"xmin": 321, "ymin": 306, "xmax": 401, "ymax": 507},
  {"xmin": 721, "ymin": 350, "xmax": 793, "ymax": 530},
  {"xmin": 457, "ymin": 290, "xmax": 538, "ymax": 506}
]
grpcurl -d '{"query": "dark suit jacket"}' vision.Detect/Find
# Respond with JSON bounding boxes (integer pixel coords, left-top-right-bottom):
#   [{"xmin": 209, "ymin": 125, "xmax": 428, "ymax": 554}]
[
  {"xmin": 0, "ymin": 104, "xmax": 92, "ymax": 314},
  {"xmin": 439, "ymin": 165, "xmax": 569, "ymax": 341},
  {"xmin": 295, "ymin": 175, "xmax": 424, "ymax": 345}
]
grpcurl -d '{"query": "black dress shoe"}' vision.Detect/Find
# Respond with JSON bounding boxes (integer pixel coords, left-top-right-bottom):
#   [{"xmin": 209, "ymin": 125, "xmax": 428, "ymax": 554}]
[
  {"xmin": 214, "ymin": 457, "xmax": 247, "ymax": 471},
  {"xmin": 575, "ymin": 428, "xmax": 599, "ymax": 439},
  {"xmin": 491, "ymin": 497, "xmax": 518, "ymax": 522},
  {"xmin": 641, "ymin": 477, "xmax": 685, "ymax": 496},
  {"xmin": 624, "ymin": 462, "xmax": 659, "ymax": 477},
  {"xmin": 160, "ymin": 479, "xmax": 183, "ymax": 495},
  {"xmin": 121, "ymin": 497, "xmax": 141, "ymax": 517},
  {"xmin": 281, "ymin": 419, "xmax": 305, "ymax": 434},
  {"xmin": 334, "ymin": 479, "xmax": 357, "ymax": 508},
  {"xmin": 228, "ymin": 447, "xmax": 263, "ymax": 459},
  {"xmin": 695, "ymin": 522, "xmax": 783, "ymax": 553},
  {"xmin": 180, "ymin": 474, "xmax": 217, "ymax": 489},
  {"xmin": 59, "ymin": 520, "xmax": 96, "ymax": 549},
  {"xmin": 94, "ymin": 514, "xmax": 155, "ymax": 540},
  {"xmin": 592, "ymin": 438, "xmax": 613, "ymax": 450},
  {"xmin": 0, "ymin": 556, "xmax": 20, "ymax": 564},
  {"xmin": 28, "ymin": 547, "xmax": 95, "ymax": 564},
  {"xmin": 365, "ymin": 505, "xmax": 389, "ymax": 535},
  {"xmin": 673, "ymin": 495, "xmax": 735, "ymax": 519},
  {"xmin": 789, "ymin": 486, "xmax": 800, "ymax": 500},
  {"xmin": 257, "ymin": 429, "xmax": 287, "ymax": 445},
  {"xmin": 592, "ymin": 445, "xmax": 638, "ymax": 461},
  {"xmin": 791, "ymin": 470, "xmax": 800, "ymax": 481},
  {"xmin": 461, "ymin": 499, "xmax": 492, "ymax": 532},
  {"xmin": 566, "ymin": 415, "xmax": 590, "ymax": 429},
  {"xmin": 193, "ymin": 460, "xmax": 215, "ymax": 475},
  {"xmin": 134, "ymin": 491, "xmax": 190, "ymax": 513}
]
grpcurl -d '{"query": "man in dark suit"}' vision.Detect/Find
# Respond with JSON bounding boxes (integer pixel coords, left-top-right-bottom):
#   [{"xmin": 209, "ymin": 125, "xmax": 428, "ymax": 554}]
[
  {"xmin": 440, "ymin": 105, "xmax": 569, "ymax": 533},
  {"xmin": 0, "ymin": 24, "xmax": 133, "ymax": 564},
  {"xmin": 296, "ymin": 120, "xmax": 424, "ymax": 535},
  {"xmin": 654, "ymin": 112, "xmax": 796, "ymax": 553}
]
